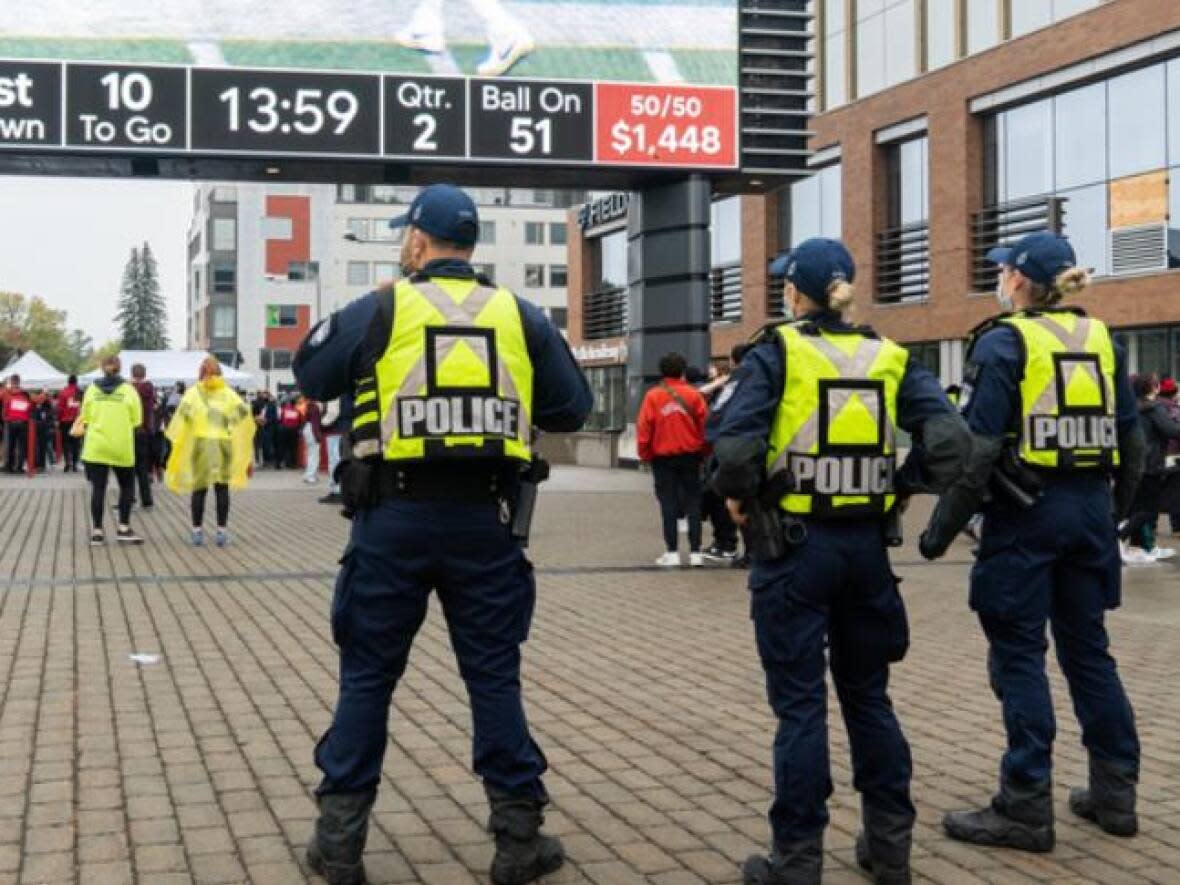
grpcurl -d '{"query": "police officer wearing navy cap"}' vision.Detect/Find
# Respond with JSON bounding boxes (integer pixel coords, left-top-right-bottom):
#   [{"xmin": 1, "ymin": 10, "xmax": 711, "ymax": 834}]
[
  {"xmin": 710, "ymin": 238, "xmax": 969, "ymax": 885},
  {"xmin": 921, "ymin": 230, "xmax": 1144, "ymax": 851},
  {"xmin": 294, "ymin": 183, "xmax": 592, "ymax": 885}
]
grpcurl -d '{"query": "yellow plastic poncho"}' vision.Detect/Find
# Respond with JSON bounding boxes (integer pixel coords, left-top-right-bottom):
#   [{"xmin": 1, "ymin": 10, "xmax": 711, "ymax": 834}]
[{"xmin": 165, "ymin": 378, "xmax": 256, "ymax": 493}]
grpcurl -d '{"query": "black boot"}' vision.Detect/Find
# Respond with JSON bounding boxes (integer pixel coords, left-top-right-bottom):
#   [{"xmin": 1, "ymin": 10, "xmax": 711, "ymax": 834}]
[
  {"xmin": 854, "ymin": 806, "xmax": 912, "ymax": 885},
  {"xmin": 741, "ymin": 837, "xmax": 822, "ymax": 885},
  {"xmin": 943, "ymin": 779, "xmax": 1054, "ymax": 852},
  {"xmin": 1069, "ymin": 758, "xmax": 1138, "ymax": 837},
  {"xmin": 306, "ymin": 790, "xmax": 376, "ymax": 885},
  {"xmin": 487, "ymin": 787, "xmax": 564, "ymax": 885}
]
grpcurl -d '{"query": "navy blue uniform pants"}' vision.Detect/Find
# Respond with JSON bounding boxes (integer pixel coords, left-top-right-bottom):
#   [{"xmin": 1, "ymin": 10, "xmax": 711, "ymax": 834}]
[
  {"xmin": 315, "ymin": 497, "xmax": 547, "ymax": 799},
  {"xmin": 970, "ymin": 478, "xmax": 1139, "ymax": 788},
  {"xmin": 750, "ymin": 520, "xmax": 913, "ymax": 845}
]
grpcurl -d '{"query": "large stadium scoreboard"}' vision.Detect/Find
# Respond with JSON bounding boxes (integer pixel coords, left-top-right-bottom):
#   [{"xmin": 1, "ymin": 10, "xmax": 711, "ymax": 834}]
[{"xmin": 0, "ymin": 60, "xmax": 739, "ymax": 171}]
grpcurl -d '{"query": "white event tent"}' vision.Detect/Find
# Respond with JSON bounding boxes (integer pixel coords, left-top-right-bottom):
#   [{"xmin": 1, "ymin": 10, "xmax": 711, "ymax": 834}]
[
  {"xmin": 2, "ymin": 351, "xmax": 69, "ymax": 390},
  {"xmin": 80, "ymin": 350, "xmax": 255, "ymax": 389}
]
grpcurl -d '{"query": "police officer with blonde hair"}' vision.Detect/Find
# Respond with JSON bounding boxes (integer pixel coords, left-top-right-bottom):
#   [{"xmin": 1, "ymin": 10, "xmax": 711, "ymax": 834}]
[
  {"xmin": 294, "ymin": 184, "xmax": 591, "ymax": 885},
  {"xmin": 921, "ymin": 230, "xmax": 1144, "ymax": 851},
  {"xmin": 711, "ymin": 238, "xmax": 969, "ymax": 885}
]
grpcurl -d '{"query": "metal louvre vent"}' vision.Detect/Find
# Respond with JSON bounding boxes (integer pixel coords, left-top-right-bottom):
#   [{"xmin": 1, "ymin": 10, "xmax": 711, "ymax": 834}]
[
  {"xmin": 1109, "ymin": 224, "xmax": 1174, "ymax": 276},
  {"xmin": 710, "ymin": 262, "xmax": 743, "ymax": 323},
  {"xmin": 740, "ymin": 0, "xmax": 812, "ymax": 176},
  {"xmin": 583, "ymin": 287, "xmax": 628, "ymax": 340}
]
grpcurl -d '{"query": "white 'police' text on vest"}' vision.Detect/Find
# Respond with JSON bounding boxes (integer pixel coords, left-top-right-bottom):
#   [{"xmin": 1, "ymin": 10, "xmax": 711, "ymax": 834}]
[
  {"xmin": 1028, "ymin": 415, "xmax": 1116, "ymax": 452},
  {"xmin": 788, "ymin": 454, "xmax": 895, "ymax": 496},
  {"xmin": 397, "ymin": 395, "xmax": 521, "ymax": 439}
]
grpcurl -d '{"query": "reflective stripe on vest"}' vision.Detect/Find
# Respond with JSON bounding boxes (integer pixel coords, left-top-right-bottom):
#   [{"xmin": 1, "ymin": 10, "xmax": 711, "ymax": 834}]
[
  {"xmin": 363, "ymin": 278, "xmax": 533, "ymax": 462},
  {"xmin": 766, "ymin": 324, "xmax": 907, "ymax": 517},
  {"xmin": 1000, "ymin": 311, "xmax": 1119, "ymax": 470}
]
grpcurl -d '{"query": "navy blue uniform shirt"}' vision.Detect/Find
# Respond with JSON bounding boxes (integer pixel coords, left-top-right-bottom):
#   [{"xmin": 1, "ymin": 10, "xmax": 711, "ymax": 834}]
[
  {"xmin": 962, "ymin": 323, "xmax": 1136, "ymax": 437},
  {"xmin": 294, "ymin": 258, "xmax": 592, "ymax": 433},
  {"xmin": 710, "ymin": 314, "xmax": 954, "ymax": 445}
]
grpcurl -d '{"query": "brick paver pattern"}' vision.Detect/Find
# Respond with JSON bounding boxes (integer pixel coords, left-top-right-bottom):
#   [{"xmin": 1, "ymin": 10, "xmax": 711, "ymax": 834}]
[{"xmin": 0, "ymin": 468, "xmax": 1177, "ymax": 884}]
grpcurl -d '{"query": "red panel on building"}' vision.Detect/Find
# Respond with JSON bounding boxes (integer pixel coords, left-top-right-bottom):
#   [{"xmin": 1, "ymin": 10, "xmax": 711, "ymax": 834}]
[
  {"xmin": 265, "ymin": 305, "xmax": 310, "ymax": 350},
  {"xmin": 265, "ymin": 195, "xmax": 310, "ymax": 277}
]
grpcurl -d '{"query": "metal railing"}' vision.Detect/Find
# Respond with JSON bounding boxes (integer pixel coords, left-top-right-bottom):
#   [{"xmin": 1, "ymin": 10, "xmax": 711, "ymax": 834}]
[
  {"xmin": 971, "ymin": 195, "xmax": 1065, "ymax": 291},
  {"xmin": 875, "ymin": 221, "xmax": 930, "ymax": 304},
  {"xmin": 710, "ymin": 262, "xmax": 743, "ymax": 323},
  {"xmin": 582, "ymin": 287, "xmax": 628, "ymax": 340},
  {"xmin": 767, "ymin": 272, "xmax": 786, "ymax": 319}
]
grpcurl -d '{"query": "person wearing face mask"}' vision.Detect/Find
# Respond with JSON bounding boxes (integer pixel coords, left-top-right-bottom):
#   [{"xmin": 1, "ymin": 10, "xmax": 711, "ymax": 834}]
[
  {"xmin": 165, "ymin": 357, "xmax": 256, "ymax": 548},
  {"xmin": 292, "ymin": 184, "xmax": 591, "ymax": 885},
  {"xmin": 920, "ymin": 231, "xmax": 1144, "ymax": 852},
  {"xmin": 710, "ymin": 238, "xmax": 969, "ymax": 885}
]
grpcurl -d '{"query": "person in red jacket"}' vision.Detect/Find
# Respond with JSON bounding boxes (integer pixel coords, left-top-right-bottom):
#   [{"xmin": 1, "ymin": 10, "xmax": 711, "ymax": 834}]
[
  {"xmin": 3, "ymin": 374, "xmax": 32, "ymax": 475},
  {"xmin": 56, "ymin": 375, "xmax": 82, "ymax": 472},
  {"xmin": 637, "ymin": 352, "xmax": 708, "ymax": 567}
]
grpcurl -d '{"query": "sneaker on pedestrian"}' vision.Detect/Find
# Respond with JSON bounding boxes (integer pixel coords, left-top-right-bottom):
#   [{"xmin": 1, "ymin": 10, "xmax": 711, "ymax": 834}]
[
  {"xmin": 115, "ymin": 526, "xmax": 143, "ymax": 545},
  {"xmin": 215, "ymin": 529, "xmax": 229, "ymax": 548},
  {"xmin": 302, "ymin": 475, "xmax": 318, "ymax": 484},
  {"xmin": 191, "ymin": 528, "xmax": 204, "ymax": 547},
  {"xmin": 655, "ymin": 551, "xmax": 681, "ymax": 568},
  {"xmin": 703, "ymin": 545, "xmax": 739, "ymax": 563},
  {"xmin": 689, "ymin": 552, "xmax": 705, "ymax": 568},
  {"xmin": 90, "ymin": 528, "xmax": 105, "ymax": 547},
  {"xmin": 1120, "ymin": 542, "xmax": 1157, "ymax": 566},
  {"xmin": 1151, "ymin": 546, "xmax": 1175, "ymax": 560},
  {"xmin": 319, "ymin": 492, "xmax": 344, "ymax": 504}
]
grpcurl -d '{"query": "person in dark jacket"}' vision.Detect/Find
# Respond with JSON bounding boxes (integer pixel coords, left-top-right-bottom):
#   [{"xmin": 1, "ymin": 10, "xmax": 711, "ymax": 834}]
[
  {"xmin": 1120, "ymin": 374, "xmax": 1180, "ymax": 563},
  {"xmin": 129, "ymin": 363, "xmax": 156, "ymax": 509},
  {"xmin": 701, "ymin": 344, "xmax": 750, "ymax": 564},
  {"xmin": 1156, "ymin": 377, "xmax": 1180, "ymax": 535}
]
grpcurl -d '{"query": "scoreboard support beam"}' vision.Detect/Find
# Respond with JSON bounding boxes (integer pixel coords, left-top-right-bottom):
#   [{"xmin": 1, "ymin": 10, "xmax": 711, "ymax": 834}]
[{"xmin": 624, "ymin": 175, "xmax": 712, "ymax": 417}]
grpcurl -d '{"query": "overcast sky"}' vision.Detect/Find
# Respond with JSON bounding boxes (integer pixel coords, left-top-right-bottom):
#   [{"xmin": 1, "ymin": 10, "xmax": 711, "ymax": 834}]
[{"xmin": 0, "ymin": 176, "xmax": 192, "ymax": 349}]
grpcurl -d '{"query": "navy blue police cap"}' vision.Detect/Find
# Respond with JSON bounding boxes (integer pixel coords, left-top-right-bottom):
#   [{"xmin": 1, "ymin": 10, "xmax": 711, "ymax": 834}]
[
  {"xmin": 986, "ymin": 230, "xmax": 1076, "ymax": 287},
  {"xmin": 768, "ymin": 238, "xmax": 856, "ymax": 305},
  {"xmin": 389, "ymin": 184, "xmax": 480, "ymax": 247}
]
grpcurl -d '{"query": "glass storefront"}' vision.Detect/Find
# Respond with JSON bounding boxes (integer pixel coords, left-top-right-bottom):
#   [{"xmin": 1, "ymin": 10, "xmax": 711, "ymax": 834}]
[{"xmin": 582, "ymin": 366, "xmax": 626, "ymax": 432}]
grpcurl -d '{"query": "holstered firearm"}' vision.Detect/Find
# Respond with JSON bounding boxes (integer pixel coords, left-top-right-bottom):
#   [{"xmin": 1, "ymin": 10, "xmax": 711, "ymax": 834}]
[
  {"xmin": 883, "ymin": 503, "xmax": 904, "ymax": 547},
  {"xmin": 338, "ymin": 458, "xmax": 375, "ymax": 520},
  {"xmin": 510, "ymin": 455, "xmax": 550, "ymax": 546},
  {"xmin": 741, "ymin": 471, "xmax": 807, "ymax": 561},
  {"xmin": 990, "ymin": 446, "xmax": 1042, "ymax": 509}
]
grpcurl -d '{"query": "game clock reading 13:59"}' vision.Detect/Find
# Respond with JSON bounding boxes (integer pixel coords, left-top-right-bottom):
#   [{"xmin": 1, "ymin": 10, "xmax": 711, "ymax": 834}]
[{"xmin": 191, "ymin": 69, "xmax": 381, "ymax": 156}]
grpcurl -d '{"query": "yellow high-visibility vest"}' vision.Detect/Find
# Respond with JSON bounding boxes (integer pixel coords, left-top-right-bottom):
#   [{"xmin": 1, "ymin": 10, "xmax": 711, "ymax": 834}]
[
  {"xmin": 766, "ymin": 323, "xmax": 908, "ymax": 516},
  {"xmin": 999, "ymin": 310, "xmax": 1118, "ymax": 471},
  {"xmin": 351, "ymin": 277, "xmax": 533, "ymax": 463}
]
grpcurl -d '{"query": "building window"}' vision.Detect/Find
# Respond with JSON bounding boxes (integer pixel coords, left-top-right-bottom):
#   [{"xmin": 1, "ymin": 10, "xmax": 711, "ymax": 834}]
[
  {"xmin": 212, "ymin": 306, "xmax": 236, "ymax": 339},
  {"xmin": 212, "ymin": 264, "xmax": 235, "ymax": 294},
  {"xmin": 374, "ymin": 261, "xmax": 397, "ymax": 282},
  {"xmin": 260, "ymin": 348, "xmax": 293, "ymax": 370},
  {"xmin": 926, "ymin": 0, "xmax": 957, "ymax": 70},
  {"xmin": 711, "ymin": 196, "xmax": 741, "ymax": 266},
  {"xmin": 906, "ymin": 342, "xmax": 941, "ymax": 379},
  {"xmin": 823, "ymin": 0, "xmax": 846, "ymax": 109},
  {"xmin": 888, "ymin": 136, "xmax": 929, "ymax": 226},
  {"xmin": 474, "ymin": 263, "xmax": 496, "ymax": 280},
  {"xmin": 550, "ymin": 223, "xmax": 568, "ymax": 246},
  {"xmin": 548, "ymin": 307, "xmax": 568, "ymax": 330},
  {"xmin": 525, "ymin": 222, "xmax": 546, "ymax": 245},
  {"xmin": 212, "ymin": 218, "xmax": 236, "ymax": 251},
  {"xmin": 370, "ymin": 223, "xmax": 397, "ymax": 243},
  {"xmin": 524, "ymin": 264, "xmax": 545, "ymax": 288},
  {"xmin": 583, "ymin": 366, "xmax": 626, "ymax": 432},
  {"xmin": 1108, "ymin": 65, "xmax": 1166, "ymax": 180},
  {"xmin": 347, "ymin": 218, "xmax": 370, "ymax": 240},
  {"xmin": 347, "ymin": 261, "xmax": 371, "ymax": 286},
  {"xmin": 480, "ymin": 220, "xmax": 496, "ymax": 244},
  {"xmin": 267, "ymin": 305, "xmax": 300, "ymax": 328},
  {"xmin": 1055, "ymin": 82, "xmax": 1106, "ymax": 190},
  {"xmin": 856, "ymin": 0, "xmax": 915, "ymax": 99},
  {"xmin": 338, "ymin": 184, "xmax": 357, "ymax": 202},
  {"xmin": 1011, "ymin": 0, "xmax": 1100, "ymax": 38},
  {"xmin": 549, "ymin": 264, "xmax": 568, "ymax": 287},
  {"xmin": 596, "ymin": 229, "xmax": 628, "ymax": 291},
  {"xmin": 966, "ymin": 0, "xmax": 999, "ymax": 55},
  {"xmin": 788, "ymin": 163, "xmax": 842, "ymax": 247}
]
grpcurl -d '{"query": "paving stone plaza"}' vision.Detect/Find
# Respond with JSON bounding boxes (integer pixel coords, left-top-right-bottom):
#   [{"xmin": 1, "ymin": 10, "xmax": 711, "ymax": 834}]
[{"xmin": 0, "ymin": 467, "xmax": 1177, "ymax": 884}]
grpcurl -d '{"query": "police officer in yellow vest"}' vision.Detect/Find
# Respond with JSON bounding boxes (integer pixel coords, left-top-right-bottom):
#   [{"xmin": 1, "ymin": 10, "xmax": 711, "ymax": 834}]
[
  {"xmin": 920, "ymin": 231, "xmax": 1144, "ymax": 852},
  {"xmin": 293, "ymin": 184, "xmax": 591, "ymax": 885},
  {"xmin": 711, "ymin": 239, "xmax": 969, "ymax": 885}
]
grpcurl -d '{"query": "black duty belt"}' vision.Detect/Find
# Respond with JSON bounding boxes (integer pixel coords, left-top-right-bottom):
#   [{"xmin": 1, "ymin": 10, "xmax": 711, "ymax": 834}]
[{"xmin": 373, "ymin": 462, "xmax": 518, "ymax": 503}]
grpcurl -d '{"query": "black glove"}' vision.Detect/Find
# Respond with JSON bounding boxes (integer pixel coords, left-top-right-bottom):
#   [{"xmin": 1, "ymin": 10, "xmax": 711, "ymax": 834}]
[
  {"xmin": 1113, "ymin": 424, "xmax": 1146, "ymax": 523},
  {"xmin": 918, "ymin": 434, "xmax": 1003, "ymax": 560}
]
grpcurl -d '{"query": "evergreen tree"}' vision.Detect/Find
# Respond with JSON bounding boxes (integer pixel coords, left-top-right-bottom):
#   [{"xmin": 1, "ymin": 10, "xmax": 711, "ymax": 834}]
[
  {"xmin": 114, "ymin": 243, "xmax": 170, "ymax": 350},
  {"xmin": 138, "ymin": 242, "xmax": 169, "ymax": 350},
  {"xmin": 115, "ymin": 247, "xmax": 143, "ymax": 348}
]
